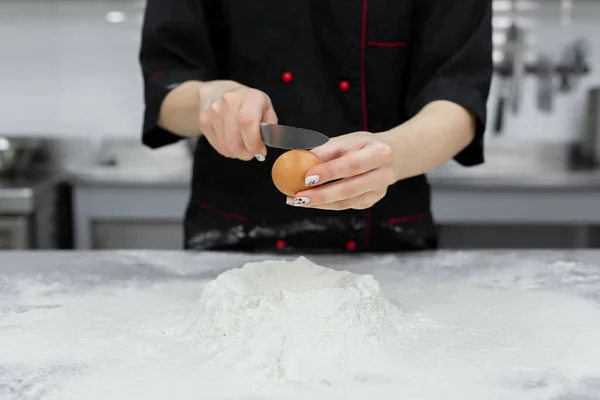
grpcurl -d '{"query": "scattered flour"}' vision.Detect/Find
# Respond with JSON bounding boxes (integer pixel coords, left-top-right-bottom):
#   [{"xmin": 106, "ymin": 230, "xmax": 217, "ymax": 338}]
[
  {"xmin": 4, "ymin": 252, "xmax": 600, "ymax": 400},
  {"xmin": 171, "ymin": 257, "xmax": 414, "ymax": 382}
]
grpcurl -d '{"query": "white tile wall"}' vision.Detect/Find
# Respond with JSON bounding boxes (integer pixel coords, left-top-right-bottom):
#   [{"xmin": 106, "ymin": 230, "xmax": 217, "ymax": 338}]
[{"xmin": 0, "ymin": 0, "xmax": 145, "ymax": 137}]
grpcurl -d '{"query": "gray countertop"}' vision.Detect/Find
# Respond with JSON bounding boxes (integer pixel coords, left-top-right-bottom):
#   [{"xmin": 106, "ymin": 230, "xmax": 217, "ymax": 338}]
[
  {"xmin": 1, "ymin": 141, "xmax": 598, "ymax": 194},
  {"xmin": 431, "ymin": 166, "xmax": 600, "ymax": 190},
  {"xmin": 66, "ymin": 142, "xmax": 600, "ymax": 191},
  {"xmin": 66, "ymin": 163, "xmax": 600, "ymax": 191},
  {"xmin": 67, "ymin": 164, "xmax": 191, "ymax": 188},
  {"xmin": 2, "ymin": 250, "xmax": 600, "ymax": 399},
  {"xmin": 12, "ymin": 141, "xmax": 599, "ymax": 191}
]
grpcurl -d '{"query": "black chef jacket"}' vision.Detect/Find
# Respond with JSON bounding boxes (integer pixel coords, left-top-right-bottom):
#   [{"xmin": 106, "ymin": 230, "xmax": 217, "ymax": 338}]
[{"xmin": 139, "ymin": 0, "xmax": 493, "ymax": 253}]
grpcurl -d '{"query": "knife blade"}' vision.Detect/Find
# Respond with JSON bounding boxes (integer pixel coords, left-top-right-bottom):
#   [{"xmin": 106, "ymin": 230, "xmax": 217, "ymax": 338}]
[{"xmin": 260, "ymin": 123, "xmax": 329, "ymax": 150}]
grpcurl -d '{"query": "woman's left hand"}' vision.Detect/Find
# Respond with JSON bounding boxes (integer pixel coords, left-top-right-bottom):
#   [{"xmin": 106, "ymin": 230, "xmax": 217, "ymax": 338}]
[{"xmin": 287, "ymin": 132, "xmax": 397, "ymax": 210}]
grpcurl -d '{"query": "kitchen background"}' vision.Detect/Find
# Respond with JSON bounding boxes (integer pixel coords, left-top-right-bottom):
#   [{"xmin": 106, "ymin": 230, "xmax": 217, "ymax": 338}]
[{"xmin": 1, "ymin": 0, "xmax": 599, "ymax": 250}]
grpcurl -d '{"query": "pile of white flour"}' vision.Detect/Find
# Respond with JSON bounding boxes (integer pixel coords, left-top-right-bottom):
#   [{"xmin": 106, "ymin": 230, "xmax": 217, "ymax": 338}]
[{"xmin": 172, "ymin": 257, "xmax": 414, "ymax": 382}]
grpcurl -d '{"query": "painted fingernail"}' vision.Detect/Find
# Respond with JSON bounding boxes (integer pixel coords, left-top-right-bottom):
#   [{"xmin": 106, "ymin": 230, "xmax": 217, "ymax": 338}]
[
  {"xmin": 292, "ymin": 197, "xmax": 310, "ymax": 206},
  {"xmin": 286, "ymin": 197, "xmax": 294, "ymax": 205},
  {"xmin": 254, "ymin": 153, "xmax": 266, "ymax": 162},
  {"xmin": 305, "ymin": 175, "xmax": 320, "ymax": 186}
]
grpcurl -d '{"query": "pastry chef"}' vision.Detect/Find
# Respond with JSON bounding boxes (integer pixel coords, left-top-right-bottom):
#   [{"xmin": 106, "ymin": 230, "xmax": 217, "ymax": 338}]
[{"xmin": 139, "ymin": 0, "xmax": 493, "ymax": 253}]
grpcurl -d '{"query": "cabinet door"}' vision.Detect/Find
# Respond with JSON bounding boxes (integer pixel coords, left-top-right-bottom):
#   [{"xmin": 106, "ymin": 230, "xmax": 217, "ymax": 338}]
[
  {"xmin": 92, "ymin": 220, "xmax": 183, "ymax": 250},
  {"xmin": 0, "ymin": 0, "xmax": 144, "ymax": 136}
]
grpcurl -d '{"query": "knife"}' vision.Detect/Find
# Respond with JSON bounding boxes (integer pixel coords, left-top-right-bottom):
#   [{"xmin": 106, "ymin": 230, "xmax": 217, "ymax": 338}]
[{"xmin": 260, "ymin": 123, "xmax": 329, "ymax": 150}]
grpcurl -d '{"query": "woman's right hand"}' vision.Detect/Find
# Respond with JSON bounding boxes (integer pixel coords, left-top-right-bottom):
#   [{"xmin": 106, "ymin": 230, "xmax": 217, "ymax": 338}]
[{"xmin": 197, "ymin": 80, "xmax": 278, "ymax": 161}]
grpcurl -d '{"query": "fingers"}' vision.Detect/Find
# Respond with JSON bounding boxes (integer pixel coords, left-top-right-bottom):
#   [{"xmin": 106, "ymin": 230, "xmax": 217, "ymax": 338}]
[
  {"xmin": 307, "ymin": 140, "xmax": 393, "ymax": 187},
  {"xmin": 291, "ymin": 167, "xmax": 391, "ymax": 209},
  {"xmin": 208, "ymin": 102, "xmax": 231, "ymax": 157},
  {"xmin": 288, "ymin": 188, "xmax": 386, "ymax": 211},
  {"xmin": 283, "ymin": 132, "xmax": 396, "ymax": 211},
  {"xmin": 199, "ymin": 84, "xmax": 276, "ymax": 161},
  {"xmin": 199, "ymin": 100, "xmax": 225, "ymax": 155},
  {"xmin": 201, "ymin": 122, "xmax": 223, "ymax": 156},
  {"xmin": 222, "ymin": 92, "xmax": 253, "ymax": 160},
  {"xmin": 238, "ymin": 90, "xmax": 272, "ymax": 159},
  {"xmin": 310, "ymin": 145, "xmax": 391, "ymax": 186}
]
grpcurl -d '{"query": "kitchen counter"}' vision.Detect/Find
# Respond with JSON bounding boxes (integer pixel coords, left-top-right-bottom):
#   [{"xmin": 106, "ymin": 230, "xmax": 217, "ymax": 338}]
[
  {"xmin": 67, "ymin": 164, "xmax": 191, "ymax": 188},
  {"xmin": 65, "ymin": 142, "xmax": 600, "ymax": 248},
  {"xmin": 2, "ymin": 250, "xmax": 600, "ymax": 399},
  {"xmin": 67, "ymin": 161, "xmax": 600, "ymax": 190},
  {"xmin": 430, "ymin": 165, "xmax": 600, "ymax": 191},
  {"xmin": 68, "ymin": 160, "xmax": 600, "ymax": 243},
  {"xmin": 65, "ymin": 140, "xmax": 598, "ymax": 190}
]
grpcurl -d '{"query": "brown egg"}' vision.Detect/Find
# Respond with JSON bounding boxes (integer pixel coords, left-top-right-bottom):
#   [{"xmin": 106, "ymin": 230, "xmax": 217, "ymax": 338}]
[{"xmin": 271, "ymin": 150, "xmax": 323, "ymax": 196}]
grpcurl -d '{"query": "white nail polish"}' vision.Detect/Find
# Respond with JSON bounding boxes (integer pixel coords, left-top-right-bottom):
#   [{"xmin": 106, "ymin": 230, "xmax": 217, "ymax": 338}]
[
  {"xmin": 254, "ymin": 154, "xmax": 266, "ymax": 162},
  {"xmin": 293, "ymin": 197, "xmax": 310, "ymax": 206},
  {"xmin": 305, "ymin": 175, "xmax": 320, "ymax": 186},
  {"xmin": 286, "ymin": 197, "xmax": 294, "ymax": 205}
]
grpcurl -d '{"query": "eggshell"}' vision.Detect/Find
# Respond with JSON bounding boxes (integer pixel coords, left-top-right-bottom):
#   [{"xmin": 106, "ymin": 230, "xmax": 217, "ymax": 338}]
[{"xmin": 271, "ymin": 150, "xmax": 323, "ymax": 196}]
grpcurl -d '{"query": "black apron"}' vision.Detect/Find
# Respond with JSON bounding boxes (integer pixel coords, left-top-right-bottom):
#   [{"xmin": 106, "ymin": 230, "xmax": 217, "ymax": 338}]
[{"xmin": 139, "ymin": 0, "xmax": 493, "ymax": 252}]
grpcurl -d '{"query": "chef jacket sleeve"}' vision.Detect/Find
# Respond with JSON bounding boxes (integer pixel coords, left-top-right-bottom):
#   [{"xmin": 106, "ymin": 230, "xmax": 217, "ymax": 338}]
[
  {"xmin": 139, "ymin": 0, "xmax": 218, "ymax": 148},
  {"xmin": 406, "ymin": 0, "xmax": 493, "ymax": 166}
]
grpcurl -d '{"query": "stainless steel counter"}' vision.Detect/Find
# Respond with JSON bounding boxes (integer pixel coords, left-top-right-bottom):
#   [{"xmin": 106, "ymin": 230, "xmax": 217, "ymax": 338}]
[
  {"xmin": 58, "ymin": 141, "xmax": 600, "ymax": 248},
  {"xmin": 67, "ymin": 164, "xmax": 191, "ymax": 188},
  {"xmin": 66, "ymin": 140, "xmax": 600, "ymax": 191},
  {"xmin": 67, "ymin": 162, "xmax": 600, "ymax": 190},
  {"xmin": 430, "ymin": 166, "xmax": 600, "ymax": 191},
  {"xmin": 66, "ymin": 146, "xmax": 600, "ymax": 249},
  {"xmin": 1, "ymin": 250, "xmax": 600, "ymax": 399}
]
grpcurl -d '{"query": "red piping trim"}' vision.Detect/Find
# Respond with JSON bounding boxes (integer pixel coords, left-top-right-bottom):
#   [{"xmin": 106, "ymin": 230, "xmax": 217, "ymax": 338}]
[
  {"xmin": 386, "ymin": 212, "xmax": 430, "ymax": 225},
  {"xmin": 360, "ymin": 1, "xmax": 369, "ymax": 132},
  {"xmin": 368, "ymin": 41, "xmax": 408, "ymax": 48},
  {"xmin": 360, "ymin": 0, "xmax": 372, "ymax": 249},
  {"xmin": 148, "ymin": 71, "xmax": 165, "ymax": 80},
  {"xmin": 191, "ymin": 200, "xmax": 248, "ymax": 222}
]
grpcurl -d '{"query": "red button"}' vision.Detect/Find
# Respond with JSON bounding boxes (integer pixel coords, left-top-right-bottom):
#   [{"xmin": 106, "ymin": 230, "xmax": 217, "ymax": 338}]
[
  {"xmin": 345, "ymin": 240, "xmax": 356, "ymax": 251},
  {"xmin": 281, "ymin": 72, "xmax": 293, "ymax": 83},
  {"xmin": 339, "ymin": 80, "xmax": 350, "ymax": 92},
  {"xmin": 276, "ymin": 239, "xmax": 286, "ymax": 249}
]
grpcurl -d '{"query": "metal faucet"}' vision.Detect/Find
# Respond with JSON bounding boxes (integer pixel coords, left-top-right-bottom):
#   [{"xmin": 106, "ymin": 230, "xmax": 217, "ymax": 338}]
[{"xmin": 91, "ymin": 137, "xmax": 117, "ymax": 166}]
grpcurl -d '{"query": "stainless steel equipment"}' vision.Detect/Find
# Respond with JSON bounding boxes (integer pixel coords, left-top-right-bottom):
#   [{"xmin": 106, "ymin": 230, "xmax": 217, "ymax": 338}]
[
  {"xmin": 507, "ymin": 1, "xmax": 525, "ymax": 115},
  {"xmin": 493, "ymin": 0, "xmax": 528, "ymax": 134},
  {"xmin": 581, "ymin": 88, "xmax": 600, "ymax": 166},
  {"xmin": 492, "ymin": 0, "xmax": 591, "ymax": 134},
  {"xmin": 0, "ymin": 137, "xmax": 42, "ymax": 176},
  {"xmin": 494, "ymin": 6, "xmax": 526, "ymax": 134},
  {"xmin": 0, "ymin": 170, "xmax": 69, "ymax": 249},
  {"xmin": 536, "ymin": 54, "xmax": 554, "ymax": 112}
]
